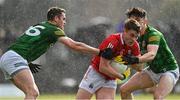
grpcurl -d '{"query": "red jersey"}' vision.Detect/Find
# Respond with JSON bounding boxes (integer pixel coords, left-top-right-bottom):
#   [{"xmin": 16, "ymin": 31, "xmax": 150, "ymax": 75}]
[{"xmin": 91, "ymin": 33, "xmax": 140, "ymax": 80}]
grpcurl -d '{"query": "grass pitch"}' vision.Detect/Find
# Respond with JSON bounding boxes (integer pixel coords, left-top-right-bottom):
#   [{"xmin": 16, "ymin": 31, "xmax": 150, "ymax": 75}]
[{"xmin": 0, "ymin": 93, "xmax": 180, "ymax": 100}]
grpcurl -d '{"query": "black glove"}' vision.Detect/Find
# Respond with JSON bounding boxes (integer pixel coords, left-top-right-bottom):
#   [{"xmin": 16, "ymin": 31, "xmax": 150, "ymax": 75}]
[
  {"xmin": 28, "ymin": 63, "xmax": 41, "ymax": 73},
  {"xmin": 122, "ymin": 54, "xmax": 139, "ymax": 65},
  {"xmin": 99, "ymin": 48, "xmax": 114, "ymax": 60},
  {"xmin": 121, "ymin": 74, "xmax": 126, "ymax": 80}
]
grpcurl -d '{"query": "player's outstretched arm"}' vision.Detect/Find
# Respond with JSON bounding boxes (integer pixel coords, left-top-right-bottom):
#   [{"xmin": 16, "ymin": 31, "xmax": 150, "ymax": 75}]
[{"xmin": 58, "ymin": 36, "xmax": 99, "ymax": 55}]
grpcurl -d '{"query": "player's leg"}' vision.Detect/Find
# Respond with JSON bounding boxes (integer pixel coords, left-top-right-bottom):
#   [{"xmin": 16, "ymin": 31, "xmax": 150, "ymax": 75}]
[
  {"xmin": 76, "ymin": 66, "xmax": 97, "ymax": 100},
  {"xmin": 153, "ymin": 74, "xmax": 173, "ymax": 100},
  {"xmin": 120, "ymin": 71, "xmax": 155, "ymax": 100},
  {"xmin": 0, "ymin": 50, "xmax": 39, "ymax": 100},
  {"xmin": 95, "ymin": 79, "xmax": 116, "ymax": 100},
  {"xmin": 11, "ymin": 69, "xmax": 39, "ymax": 100},
  {"xmin": 153, "ymin": 68, "xmax": 179, "ymax": 99},
  {"xmin": 76, "ymin": 88, "xmax": 93, "ymax": 100},
  {"xmin": 95, "ymin": 87, "xmax": 116, "ymax": 100}
]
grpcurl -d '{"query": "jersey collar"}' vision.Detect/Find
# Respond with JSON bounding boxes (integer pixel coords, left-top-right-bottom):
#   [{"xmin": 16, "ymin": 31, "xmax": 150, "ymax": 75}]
[{"xmin": 120, "ymin": 33, "xmax": 124, "ymax": 45}]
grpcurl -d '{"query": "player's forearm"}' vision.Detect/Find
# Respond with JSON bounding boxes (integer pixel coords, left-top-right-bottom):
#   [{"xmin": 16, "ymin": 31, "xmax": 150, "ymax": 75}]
[
  {"xmin": 73, "ymin": 42, "xmax": 99, "ymax": 55},
  {"xmin": 139, "ymin": 51, "xmax": 156, "ymax": 63},
  {"xmin": 99, "ymin": 65, "xmax": 124, "ymax": 80}
]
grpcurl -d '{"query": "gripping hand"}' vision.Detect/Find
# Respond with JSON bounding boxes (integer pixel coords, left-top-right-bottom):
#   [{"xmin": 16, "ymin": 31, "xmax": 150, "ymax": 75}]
[
  {"xmin": 99, "ymin": 48, "xmax": 114, "ymax": 60},
  {"xmin": 28, "ymin": 63, "xmax": 41, "ymax": 73},
  {"xmin": 121, "ymin": 68, "xmax": 131, "ymax": 80},
  {"xmin": 123, "ymin": 54, "xmax": 139, "ymax": 65}
]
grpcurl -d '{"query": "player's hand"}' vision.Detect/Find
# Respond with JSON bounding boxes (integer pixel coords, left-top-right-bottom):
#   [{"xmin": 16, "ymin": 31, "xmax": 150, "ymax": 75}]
[
  {"xmin": 121, "ymin": 68, "xmax": 131, "ymax": 80},
  {"xmin": 123, "ymin": 54, "xmax": 139, "ymax": 65},
  {"xmin": 28, "ymin": 63, "xmax": 41, "ymax": 73},
  {"xmin": 99, "ymin": 48, "xmax": 114, "ymax": 60}
]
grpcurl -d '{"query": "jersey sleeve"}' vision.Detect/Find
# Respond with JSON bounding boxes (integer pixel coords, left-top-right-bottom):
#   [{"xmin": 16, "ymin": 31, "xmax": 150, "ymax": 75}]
[
  {"xmin": 99, "ymin": 34, "xmax": 118, "ymax": 52},
  {"xmin": 54, "ymin": 28, "xmax": 66, "ymax": 37},
  {"xmin": 50, "ymin": 28, "xmax": 66, "ymax": 42},
  {"xmin": 147, "ymin": 32, "xmax": 161, "ymax": 45},
  {"xmin": 132, "ymin": 41, "xmax": 141, "ymax": 56}
]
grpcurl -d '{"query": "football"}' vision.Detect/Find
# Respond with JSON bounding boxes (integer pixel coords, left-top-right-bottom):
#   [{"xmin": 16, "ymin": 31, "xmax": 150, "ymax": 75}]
[{"xmin": 110, "ymin": 60, "xmax": 128, "ymax": 73}]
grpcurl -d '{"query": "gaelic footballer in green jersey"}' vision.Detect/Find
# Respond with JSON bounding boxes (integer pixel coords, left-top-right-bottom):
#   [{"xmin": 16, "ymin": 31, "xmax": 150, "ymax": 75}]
[
  {"xmin": 120, "ymin": 7, "xmax": 179, "ymax": 100},
  {"xmin": 138, "ymin": 25, "xmax": 178, "ymax": 73},
  {"xmin": 9, "ymin": 21, "xmax": 66, "ymax": 62},
  {"xmin": 0, "ymin": 7, "xmax": 100, "ymax": 100}
]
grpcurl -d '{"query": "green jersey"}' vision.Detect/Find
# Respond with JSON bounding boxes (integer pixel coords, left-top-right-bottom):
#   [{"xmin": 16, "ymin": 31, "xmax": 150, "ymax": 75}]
[
  {"xmin": 8, "ymin": 21, "xmax": 66, "ymax": 62},
  {"xmin": 138, "ymin": 25, "xmax": 178, "ymax": 73}
]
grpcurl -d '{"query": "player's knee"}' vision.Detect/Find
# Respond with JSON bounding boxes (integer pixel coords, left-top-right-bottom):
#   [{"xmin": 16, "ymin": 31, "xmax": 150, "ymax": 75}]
[
  {"xmin": 119, "ymin": 85, "xmax": 131, "ymax": 95},
  {"xmin": 98, "ymin": 95, "xmax": 114, "ymax": 100},
  {"xmin": 153, "ymin": 91, "xmax": 164, "ymax": 99},
  {"xmin": 25, "ymin": 87, "xmax": 39, "ymax": 98}
]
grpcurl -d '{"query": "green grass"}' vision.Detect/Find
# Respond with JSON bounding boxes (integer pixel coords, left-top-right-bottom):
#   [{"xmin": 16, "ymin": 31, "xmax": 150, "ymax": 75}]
[{"xmin": 0, "ymin": 94, "xmax": 180, "ymax": 100}]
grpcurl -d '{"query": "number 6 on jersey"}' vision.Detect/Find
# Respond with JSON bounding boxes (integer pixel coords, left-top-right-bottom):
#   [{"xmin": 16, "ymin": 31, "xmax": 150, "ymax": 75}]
[{"xmin": 25, "ymin": 25, "xmax": 45, "ymax": 36}]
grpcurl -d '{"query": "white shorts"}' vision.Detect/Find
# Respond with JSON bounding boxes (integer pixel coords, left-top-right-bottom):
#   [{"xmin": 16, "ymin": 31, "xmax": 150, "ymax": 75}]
[
  {"xmin": 79, "ymin": 66, "xmax": 117, "ymax": 94},
  {"xmin": 0, "ymin": 50, "xmax": 29, "ymax": 80},
  {"xmin": 144, "ymin": 67, "xmax": 179, "ymax": 85}
]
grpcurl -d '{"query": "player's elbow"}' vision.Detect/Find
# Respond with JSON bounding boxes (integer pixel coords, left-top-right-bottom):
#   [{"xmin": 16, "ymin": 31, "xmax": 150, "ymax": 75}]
[
  {"xmin": 99, "ymin": 66, "xmax": 104, "ymax": 73},
  {"xmin": 99, "ymin": 66, "xmax": 106, "ymax": 74},
  {"xmin": 99, "ymin": 59, "xmax": 110, "ymax": 74}
]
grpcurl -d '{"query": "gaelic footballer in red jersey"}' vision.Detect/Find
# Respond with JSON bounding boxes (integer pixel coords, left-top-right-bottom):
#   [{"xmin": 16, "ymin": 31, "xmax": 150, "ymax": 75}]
[
  {"xmin": 76, "ymin": 19, "xmax": 142, "ymax": 100},
  {"xmin": 91, "ymin": 33, "xmax": 140, "ymax": 80}
]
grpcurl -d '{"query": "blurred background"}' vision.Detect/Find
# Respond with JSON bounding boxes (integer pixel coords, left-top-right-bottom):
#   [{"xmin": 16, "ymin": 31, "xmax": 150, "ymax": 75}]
[{"xmin": 0, "ymin": 0, "xmax": 180, "ymax": 97}]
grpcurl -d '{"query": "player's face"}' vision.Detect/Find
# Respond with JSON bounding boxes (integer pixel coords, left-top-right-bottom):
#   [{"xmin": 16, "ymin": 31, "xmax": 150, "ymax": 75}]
[
  {"xmin": 123, "ymin": 29, "xmax": 139, "ymax": 46},
  {"xmin": 56, "ymin": 12, "xmax": 66, "ymax": 30}
]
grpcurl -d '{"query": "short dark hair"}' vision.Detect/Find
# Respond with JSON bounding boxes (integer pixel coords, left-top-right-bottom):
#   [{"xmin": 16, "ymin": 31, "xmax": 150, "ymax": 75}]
[
  {"xmin": 124, "ymin": 18, "xmax": 141, "ymax": 33},
  {"xmin": 47, "ymin": 7, "xmax": 66, "ymax": 20},
  {"xmin": 126, "ymin": 7, "xmax": 147, "ymax": 18}
]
